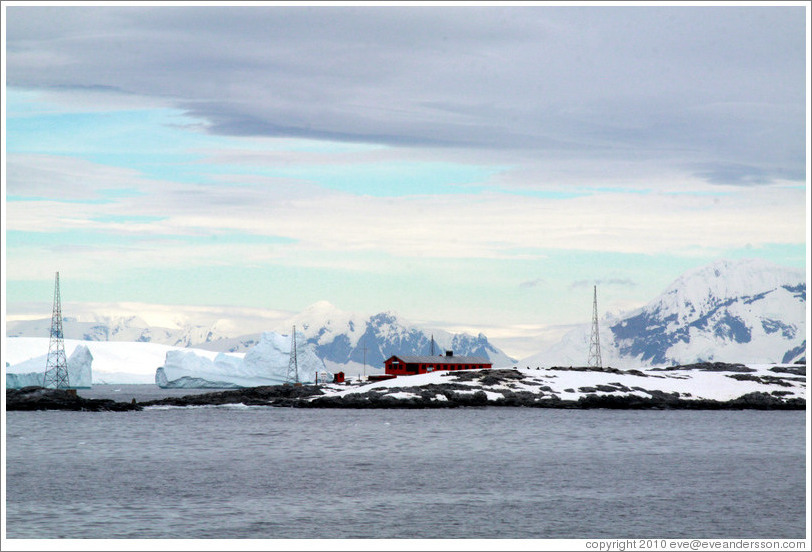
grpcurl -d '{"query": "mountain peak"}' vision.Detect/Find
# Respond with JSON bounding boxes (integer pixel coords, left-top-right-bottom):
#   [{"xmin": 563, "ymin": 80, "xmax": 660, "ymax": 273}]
[
  {"xmin": 667, "ymin": 258, "xmax": 803, "ymax": 293},
  {"xmin": 530, "ymin": 258, "xmax": 806, "ymax": 368},
  {"xmin": 645, "ymin": 258, "xmax": 804, "ymax": 322}
]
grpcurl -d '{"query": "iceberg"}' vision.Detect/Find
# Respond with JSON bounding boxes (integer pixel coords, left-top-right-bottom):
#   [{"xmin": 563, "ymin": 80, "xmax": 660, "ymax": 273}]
[
  {"xmin": 6, "ymin": 345, "xmax": 93, "ymax": 389},
  {"xmin": 156, "ymin": 331, "xmax": 327, "ymax": 388}
]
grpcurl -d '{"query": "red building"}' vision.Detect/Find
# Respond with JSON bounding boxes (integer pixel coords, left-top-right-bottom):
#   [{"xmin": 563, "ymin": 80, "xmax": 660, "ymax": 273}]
[{"xmin": 384, "ymin": 351, "xmax": 492, "ymax": 376}]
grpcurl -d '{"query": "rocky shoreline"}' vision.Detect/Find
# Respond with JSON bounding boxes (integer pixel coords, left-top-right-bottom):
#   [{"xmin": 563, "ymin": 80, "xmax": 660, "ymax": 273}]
[
  {"xmin": 6, "ymin": 364, "xmax": 806, "ymax": 411},
  {"xmin": 6, "ymin": 386, "xmax": 142, "ymax": 412}
]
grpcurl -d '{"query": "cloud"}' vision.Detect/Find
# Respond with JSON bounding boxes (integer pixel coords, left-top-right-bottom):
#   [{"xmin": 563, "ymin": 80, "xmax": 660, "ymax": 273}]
[
  {"xmin": 692, "ymin": 163, "xmax": 806, "ymax": 186},
  {"xmin": 5, "ymin": 6, "xmax": 806, "ymax": 186},
  {"xmin": 5, "ymin": 300, "xmax": 295, "ymax": 335},
  {"xmin": 6, "ymin": 153, "xmax": 150, "ymax": 200},
  {"xmin": 570, "ymin": 278, "xmax": 638, "ymax": 290},
  {"xmin": 519, "ymin": 278, "xmax": 547, "ymax": 288},
  {"xmin": 5, "ymin": 149, "xmax": 806, "ymax": 280}
]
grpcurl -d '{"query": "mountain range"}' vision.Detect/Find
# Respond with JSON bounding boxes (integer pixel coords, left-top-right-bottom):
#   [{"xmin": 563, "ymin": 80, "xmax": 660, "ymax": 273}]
[
  {"xmin": 6, "ymin": 259, "xmax": 807, "ymax": 370},
  {"xmin": 6, "ymin": 302, "xmax": 517, "ymax": 370},
  {"xmin": 526, "ymin": 258, "xmax": 806, "ymax": 368},
  {"xmin": 287, "ymin": 301, "xmax": 515, "ymax": 369}
]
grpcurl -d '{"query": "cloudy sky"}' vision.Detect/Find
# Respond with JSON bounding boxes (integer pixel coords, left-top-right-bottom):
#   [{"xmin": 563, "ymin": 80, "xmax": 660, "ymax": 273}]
[{"xmin": 2, "ymin": 4, "xmax": 808, "ymax": 357}]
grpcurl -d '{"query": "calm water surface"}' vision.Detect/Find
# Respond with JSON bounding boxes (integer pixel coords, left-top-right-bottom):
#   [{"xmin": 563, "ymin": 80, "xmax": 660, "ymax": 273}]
[{"xmin": 5, "ymin": 386, "xmax": 807, "ymax": 539}]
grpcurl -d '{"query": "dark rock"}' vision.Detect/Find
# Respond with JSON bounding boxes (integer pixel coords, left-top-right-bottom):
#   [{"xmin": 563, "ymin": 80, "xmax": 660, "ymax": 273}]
[
  {"xmin": 651, "ymin": 362, "xmax": 755, "ymax": 373},
  {"xmin": 645, "ymin": 389, "xmax": 681, "ymax": 400},
  {"xmin": 490, "ymin": 390, "xmax": 540, "ymax": 406},
  {"xmin": 576, "ymin": 393, "xmax": 673, "ymax": 409},
  {"xmin": 593, "ymin": 385, "xmax": 617, "ymax": 392},
  {"xmin": 6, "ymin": 387, "xmax": 142, "ymax": 412},
  {"xmin": 550, "ymin": 366, "xmax": 626, "ymax": 375},
  {"xmin": 729, "ymin": 392, "xmax": 789, "ymax": 408},
  {"xmin": 725, "ymin": 374, "xmax": 797, "ymax": 387},
  {"xmin": 626, "ymin": 369, "xmax": 648, "ymax": 377},
  {"xmin": 140, "ymin": 384, "xmax": 324, "ymax": 408},
  {"xmin": 769, "ymin": 366, "xmax": 806, "ymax": 376},
  {"xmin": 608, "ymin": 382, "xmax": 633, "ymax": 392},
  {"xmin": 446, "ymin": 369, "xmax": 488, "ymax": 382},
  {"xmin": 475, "ymin": 369, "xmax": 525, "ymax": 386}
]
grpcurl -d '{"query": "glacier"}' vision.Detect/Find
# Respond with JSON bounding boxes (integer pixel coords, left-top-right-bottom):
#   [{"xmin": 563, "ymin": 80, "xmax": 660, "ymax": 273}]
[
  {"xmin": 6, "ymin": 344, "xmax": 93, "ymax": 389},
  {"xmin": 156, "ymin": 331, "xmax": 327, "ymax": 388}
]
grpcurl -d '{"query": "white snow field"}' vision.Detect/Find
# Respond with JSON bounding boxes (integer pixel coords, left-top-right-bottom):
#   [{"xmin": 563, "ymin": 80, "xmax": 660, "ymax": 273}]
[{"xmin": 317, "ymin": 364, "xmax": 805, "ymax": 404}]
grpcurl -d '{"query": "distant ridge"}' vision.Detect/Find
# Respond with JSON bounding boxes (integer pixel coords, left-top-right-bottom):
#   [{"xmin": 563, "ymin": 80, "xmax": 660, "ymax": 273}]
[
  {"xmin": 285, "ymin": 302, "xmax": 516, "ymax": 369},
  {"xmin": 7, "ymin": 302, "xmax": 516, "ymax": 370}
]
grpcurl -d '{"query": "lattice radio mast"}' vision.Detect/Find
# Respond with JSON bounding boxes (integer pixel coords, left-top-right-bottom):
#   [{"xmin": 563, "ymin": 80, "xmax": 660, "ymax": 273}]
[
  {"xmin": 588, "ymin": 284, "xmax": 603, "ymax": 369},
  {"xmin": 362, "ymin": 337, "xmax": 367, "ymax": 378},
  {"xmin": 286, "ymin": 325, "xmax": 299, "ymax": 384},
  {"xmin": 42, "ymin": 271, "xmax": 70, "ymax": 389}
]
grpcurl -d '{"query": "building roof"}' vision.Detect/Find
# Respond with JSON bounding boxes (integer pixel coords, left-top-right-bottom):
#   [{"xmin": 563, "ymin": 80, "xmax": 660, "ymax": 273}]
[{"xmin": 388, "ymin": 355, "xmax": 492, "ymax": 365}]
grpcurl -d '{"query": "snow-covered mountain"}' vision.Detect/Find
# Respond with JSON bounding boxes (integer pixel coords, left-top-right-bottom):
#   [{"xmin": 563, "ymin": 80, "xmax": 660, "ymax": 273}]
[
  {"xmin": 525, "ymin": 259, "xmax": 806, "ymax": 368},
  {"xmin": 7, "ymin": 301, "xmax": 516, "ymax": 371},
  {"xmin": 286, "ymin": 301, "xmax": 516, "ymax": 369},
  {"xmin": 5, "ymin": 314, "xmax": 233, "ymax": 349}
]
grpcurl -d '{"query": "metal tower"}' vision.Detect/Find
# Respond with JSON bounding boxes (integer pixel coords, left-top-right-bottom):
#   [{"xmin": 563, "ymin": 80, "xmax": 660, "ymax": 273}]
[
  {"xmin": 362, "ymin": 337, "xmax": 367, "ymax": 378},
  {"xmin": 587, "ymin": 285, "xmax": 603, "ymax": 369},
  {"xmin": 42, "ymin": 272, "xmax": 70, "ymax": 389},
  {"xmin": 286, "ymin": 325, "xmax": 299, "ymax": 384}
]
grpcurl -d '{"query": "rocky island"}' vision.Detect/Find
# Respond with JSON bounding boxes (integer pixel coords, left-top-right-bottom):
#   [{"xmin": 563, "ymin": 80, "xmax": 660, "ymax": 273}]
[{"xmin": 7, "ymin": 362, "xmax": 805, "ymax": 411}]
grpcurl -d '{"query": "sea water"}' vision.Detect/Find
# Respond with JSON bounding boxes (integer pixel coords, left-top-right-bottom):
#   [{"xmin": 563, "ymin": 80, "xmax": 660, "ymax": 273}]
[{"xmin": 4, "ymin": 386, "xmax": 807, "ymax": 539}]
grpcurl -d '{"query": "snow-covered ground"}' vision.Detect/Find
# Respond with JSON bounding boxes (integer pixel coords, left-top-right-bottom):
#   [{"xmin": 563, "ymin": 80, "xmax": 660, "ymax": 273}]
[{"xmin": 316, "ymin": 364, "xmax": 806, "ymax": 404}]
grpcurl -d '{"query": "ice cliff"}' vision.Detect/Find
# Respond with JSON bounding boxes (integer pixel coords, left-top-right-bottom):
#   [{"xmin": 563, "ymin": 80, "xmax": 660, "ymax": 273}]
[
  {"xmin": 6, "ymin": 345, "xmax": 93, "ymax": 389},
  {"xmin": 155, "ymin": 331, "xmax": 326, "ymax": 388}
]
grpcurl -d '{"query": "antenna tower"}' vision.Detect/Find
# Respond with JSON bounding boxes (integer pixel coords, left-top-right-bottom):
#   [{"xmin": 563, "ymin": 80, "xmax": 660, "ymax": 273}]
[
  {"xmin": 286, "ymin": 325, "xmax": 299, "ymax": 384},
  {"xmin": 42, "ymin": 272, "xmax": 70, "ymax": 389},
  {"xmin": 430, "ymin": 334, "xmax": 436, "ymax": 356},
  {"xmin": 588, "ymin": 284, "xmax": 603, "ymax": 369},
  {"xmin": 362, "ymin": 337, "xmax": 367, "ymax": 378}
]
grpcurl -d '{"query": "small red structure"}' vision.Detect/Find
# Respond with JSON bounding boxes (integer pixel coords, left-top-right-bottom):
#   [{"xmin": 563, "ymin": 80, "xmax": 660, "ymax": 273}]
[
  {"xmin": 333, "ymin": 371, "xmax": 345, "ymax": 383},
  {"xmin": 384, "ymin": 351, "xmax": 492, "ymax": 376}
]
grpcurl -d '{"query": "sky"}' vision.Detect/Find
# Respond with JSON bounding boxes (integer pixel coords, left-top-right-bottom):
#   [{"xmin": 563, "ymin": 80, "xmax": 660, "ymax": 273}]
[{"xmin": 2, "ymin": 3, "xmax": 809, "ymax": 358}]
